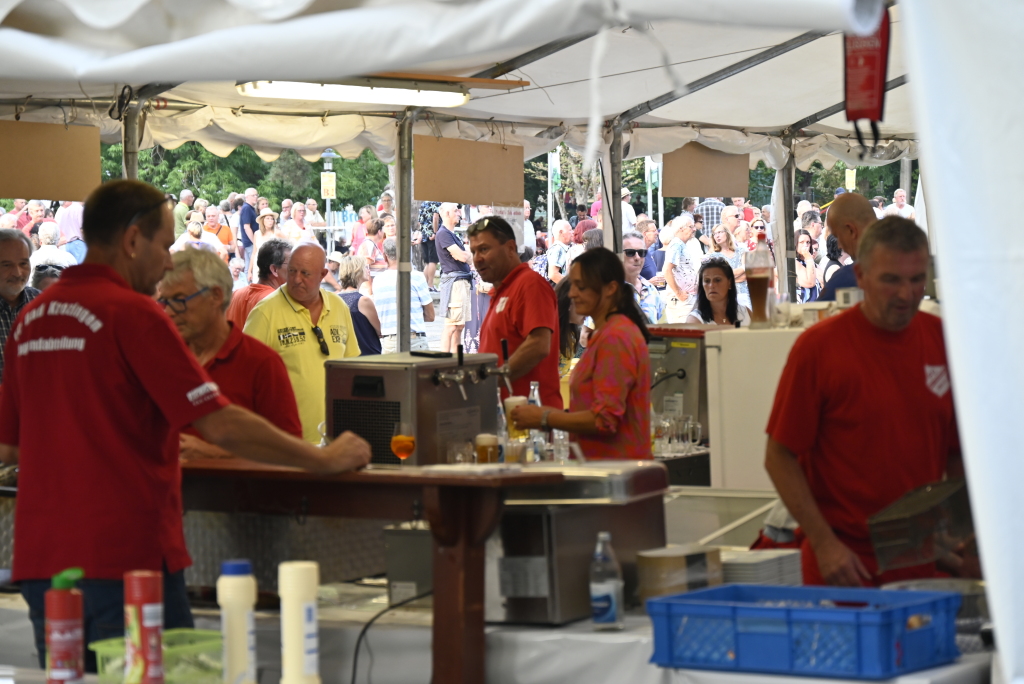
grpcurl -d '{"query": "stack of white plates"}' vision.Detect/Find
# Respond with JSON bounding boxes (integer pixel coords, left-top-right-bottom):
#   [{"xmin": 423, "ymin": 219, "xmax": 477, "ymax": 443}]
[{"xmin": 720, "ymin": 549, "xmax": 803, "ymax": 586}]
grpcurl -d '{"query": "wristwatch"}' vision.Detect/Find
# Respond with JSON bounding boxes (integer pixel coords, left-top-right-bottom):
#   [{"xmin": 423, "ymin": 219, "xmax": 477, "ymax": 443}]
[{"xmin": 540, "ymin": 409, "xmax": 552, "ymax": 430}]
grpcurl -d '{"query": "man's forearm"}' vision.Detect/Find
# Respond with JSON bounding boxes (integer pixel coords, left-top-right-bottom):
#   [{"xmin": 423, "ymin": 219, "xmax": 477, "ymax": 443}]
[
  {"xmin": 195, "ymin": 405, "xmax": 327, "ymax": 472},
  {"xmin": 765, "ymin": 437, "xmax": 834, "ymax": 548},
  {"xmin": 508, "ymin": 336, "xmax": 549, "ymax": 381},
  {"xmin": 242, "ymin": 223, "xmax": 255, "ymax": 241}
]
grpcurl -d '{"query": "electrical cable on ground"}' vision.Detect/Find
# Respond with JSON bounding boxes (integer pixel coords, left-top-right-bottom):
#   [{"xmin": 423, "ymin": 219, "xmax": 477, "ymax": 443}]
[{"xmin": 350, "ymin": 590, "xmax": 433, "ymax": 684}]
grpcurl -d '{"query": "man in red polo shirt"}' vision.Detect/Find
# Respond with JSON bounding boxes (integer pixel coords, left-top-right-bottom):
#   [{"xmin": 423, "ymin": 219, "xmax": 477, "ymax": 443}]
[
  {"xmin": 226, "ymin": 238, "xmax": 291, "ymax": 329},
  {"xmin": 468, "ymin": 216, "xmax": 561, "ymax": 408},
  {"xmin": 156, "ymin": 248, "xmax": 302, "ymax": 459},
  {"xmin": 765, "ymin": 217, "xmax": 960, "ymax": 587},
  {"xmin": 0, "ymin": 180, "xmax": 370, "ymax": 671}
]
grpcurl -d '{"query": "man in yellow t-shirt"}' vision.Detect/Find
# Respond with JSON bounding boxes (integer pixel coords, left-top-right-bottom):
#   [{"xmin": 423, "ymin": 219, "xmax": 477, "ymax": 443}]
[{"xmin": 244, "ymin": 242, "xmax": 359, "ymax": 443}]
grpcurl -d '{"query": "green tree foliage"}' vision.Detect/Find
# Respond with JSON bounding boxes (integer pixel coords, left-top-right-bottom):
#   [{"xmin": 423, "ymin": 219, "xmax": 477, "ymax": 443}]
[{"xmin": 100, "ymin": 142, "xmax": 390, "ymax": 212}]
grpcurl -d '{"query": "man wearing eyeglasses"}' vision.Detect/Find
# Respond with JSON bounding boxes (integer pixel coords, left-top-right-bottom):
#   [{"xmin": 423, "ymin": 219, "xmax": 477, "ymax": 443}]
[
  {"xmin": 0, "ymin": 180, "xmax": 370, "ymax": 672},
  {"xmin": 244, "ymin": 242, "xmax": 360, "ymax": 443},
  {"xmin": 546, "ymin": 220, "xmax": 573, "ymax": 284},
  {"xmin": 157, "ymin": 249, "xmax": 302, "ymax": 461},
  {"xmin": 622, "ymin": 231, "xmax": 664, "ymax": 324}
]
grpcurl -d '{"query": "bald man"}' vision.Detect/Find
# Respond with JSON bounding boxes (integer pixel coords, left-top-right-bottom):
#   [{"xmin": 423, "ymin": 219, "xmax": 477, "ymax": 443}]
[
  {"xmin": 243, "ymin": 243, "xmax": 360, "ymax": 442},
  {"xmin": 818, "ymin": 193, "xmax": 878, "ymax": 302}
]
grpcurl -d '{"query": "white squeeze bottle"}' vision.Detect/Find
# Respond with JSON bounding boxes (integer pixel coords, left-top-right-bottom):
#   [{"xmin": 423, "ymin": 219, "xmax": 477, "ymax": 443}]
[
  {"xmin": 278, "ymin": 561, "xmax": 320, "ymax": 684},
  {"xmin": 218, "ymin": 559, "xmax": 258, "ymax": 684}
]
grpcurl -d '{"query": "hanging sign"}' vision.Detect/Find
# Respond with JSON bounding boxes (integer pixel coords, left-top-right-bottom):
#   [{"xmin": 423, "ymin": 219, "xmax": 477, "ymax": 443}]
[
  {"xmin": 320, "ymin": 172, "xmax": 336, "ymax": 199},
  {"xmin": 844, "ymin": 11, "xmax": 891, "ymax": 152},
  {"xmin": 845, "ymin": 169, "xmax": 857, "ymax": 191}
]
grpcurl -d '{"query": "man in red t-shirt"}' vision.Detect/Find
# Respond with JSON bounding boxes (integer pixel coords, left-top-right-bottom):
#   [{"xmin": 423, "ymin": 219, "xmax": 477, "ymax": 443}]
[
  {"xmin": 0, "ymin": 181, "xmax": 370, "ymax": 670},
  {"xmin": 157, "ymin": 248, "xmax": 303, "ymax": 459},
  {"xmin": 226, "ymin": 238, "xmax": 291, "ymax": 329},
  {"xmin": 468, "ymin": 216, "xmax": 562, "ymax": 408},
  {"xmin": 766, "ymin": 217, "xmax": 961, "ymax": 587}
]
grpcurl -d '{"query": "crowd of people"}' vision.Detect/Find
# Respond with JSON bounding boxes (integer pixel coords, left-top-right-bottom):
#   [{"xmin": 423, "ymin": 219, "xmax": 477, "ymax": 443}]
[{"xmin": 0, "ymin": 184, "xmax": 919, "ymax": 466}]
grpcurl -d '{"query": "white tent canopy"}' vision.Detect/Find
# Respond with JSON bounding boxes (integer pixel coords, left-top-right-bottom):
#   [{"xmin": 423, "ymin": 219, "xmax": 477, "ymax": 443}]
[{"xmin": 0, "ymin": 0, "xmax": 901, "ymax": 166}]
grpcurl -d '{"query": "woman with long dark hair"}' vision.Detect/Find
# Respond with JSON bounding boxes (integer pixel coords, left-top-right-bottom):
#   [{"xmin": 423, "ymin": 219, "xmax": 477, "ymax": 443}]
[
  {"xmin": 554, "ymin": 278, "xmax": 583, "ymax": 407},
  {"xmin": 794, "ymin": 228, "xmax": 819, "ymax": 302},
  {"xmin": 685, "ymin": 257, "xmax": 750, "ymax": 326},
  {"xmin": 512, "ymin": 248, "xmax": 651, "ymax": 459}
]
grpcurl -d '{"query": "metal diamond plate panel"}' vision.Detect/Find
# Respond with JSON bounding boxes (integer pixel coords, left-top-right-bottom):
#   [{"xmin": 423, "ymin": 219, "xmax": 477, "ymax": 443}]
[
  {"xmin": 183, "ymin": 512, "xmax": 394, "ymax": 591},
  {"xmin": 0, "ymin": 499, "xmax": 13, "ymax": 569}
]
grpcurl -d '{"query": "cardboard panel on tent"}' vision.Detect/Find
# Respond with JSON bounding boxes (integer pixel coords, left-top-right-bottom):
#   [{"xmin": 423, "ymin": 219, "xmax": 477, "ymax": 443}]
[
  {"xmin": 662, "ymin": 142, "xmax": 749, "ymax": 198},
  {"xmin": 0, "ymin": 121, "xmax": 100, "ymax": 201},
  {"xmin": 413, "ymin": 135, "xmax": 526, "ymax": 248}
]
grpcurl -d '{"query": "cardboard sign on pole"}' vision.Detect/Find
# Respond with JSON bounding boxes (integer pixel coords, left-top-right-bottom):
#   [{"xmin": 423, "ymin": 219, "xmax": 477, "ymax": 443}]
[
  {"xmin": 0, "ymin": 121, "xmax": 100, "ymax": 200},
  {"xmin": 661, "ymin": 143, "xmax": 749, "ymax": 199},
  {"xmin": 412, "ymin": 135, "xmax": 524, "ymax": 207}
]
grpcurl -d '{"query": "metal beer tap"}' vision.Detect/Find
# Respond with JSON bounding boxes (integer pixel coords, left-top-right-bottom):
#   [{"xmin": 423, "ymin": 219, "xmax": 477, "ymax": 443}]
[
  {"xmin": 481, "ymin": 338, "xmax": 515, "ymax": 395},
  {"xmin": 434, "ymin": 344, "xmax": 468, "ymax": 401}
]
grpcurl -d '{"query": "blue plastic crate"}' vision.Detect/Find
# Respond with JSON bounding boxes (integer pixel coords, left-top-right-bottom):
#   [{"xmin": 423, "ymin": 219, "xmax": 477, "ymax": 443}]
[{"xmin": 648, "ymin": 584, "xmax": 961, "ymax": 679}]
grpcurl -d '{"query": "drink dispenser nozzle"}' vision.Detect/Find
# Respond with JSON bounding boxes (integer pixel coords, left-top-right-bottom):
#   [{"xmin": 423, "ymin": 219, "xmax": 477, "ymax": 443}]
[
  {"xmin": 482, "ymin": 338, "xmax": 515, "ymax": 395},
  {"xmin": 434, "ymin": 345, "xmax": 468, "ymax": 401}
]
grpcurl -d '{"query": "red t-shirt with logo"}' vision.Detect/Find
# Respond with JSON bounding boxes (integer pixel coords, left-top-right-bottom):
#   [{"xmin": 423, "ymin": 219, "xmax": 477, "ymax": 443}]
[
  {"xmin": 480, "ymin": 263, "xmax": 562, "ymax": 408},
  {"xmin": 0, "ymin": 264, "xmax": 230, "ymax": 580},
  {"xmin": 766, "ymin": 305, "xmax": 958, "ymax": 572},
  {"xmin": 181, "ymin": 323, "xmax": 302, "ymax": 439}
]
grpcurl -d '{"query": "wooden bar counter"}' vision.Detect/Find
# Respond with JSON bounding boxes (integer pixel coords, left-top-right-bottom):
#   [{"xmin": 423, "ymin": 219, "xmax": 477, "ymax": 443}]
[{"xmin": 181, "ymin": 460, "xmax": 564, "ymax": 684}]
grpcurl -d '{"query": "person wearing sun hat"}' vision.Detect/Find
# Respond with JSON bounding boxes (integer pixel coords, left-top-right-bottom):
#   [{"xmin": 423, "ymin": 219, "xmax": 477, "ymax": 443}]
[{"xmin": 621, "ymin": 186, "xmax": 637, "ymax": 231}]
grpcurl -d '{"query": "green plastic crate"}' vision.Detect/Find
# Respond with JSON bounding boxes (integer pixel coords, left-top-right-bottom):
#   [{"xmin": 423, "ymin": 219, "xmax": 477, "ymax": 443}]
[{"xmin": 89, "ymin": 628, "xmax": 222, "ymax": 684}]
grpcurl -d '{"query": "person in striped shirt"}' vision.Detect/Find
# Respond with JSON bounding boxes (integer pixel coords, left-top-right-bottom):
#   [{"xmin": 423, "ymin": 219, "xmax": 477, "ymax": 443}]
[{"xmin": 372, "ymin": 238, "xmax": 435, "ymax": 353}]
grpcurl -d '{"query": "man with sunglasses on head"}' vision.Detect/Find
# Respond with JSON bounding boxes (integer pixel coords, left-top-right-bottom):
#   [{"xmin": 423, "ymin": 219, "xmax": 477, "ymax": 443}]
[
  {"xmin": 468, "ymin": 216, "xmax": 562, "ymax": 409},
  {"xmin": 0, "ymin": 181, "xmax": 370, "ymax": 672},
  {"xmin": 244, "ymin": 242, "xmax": 360, "ymax": 443}
]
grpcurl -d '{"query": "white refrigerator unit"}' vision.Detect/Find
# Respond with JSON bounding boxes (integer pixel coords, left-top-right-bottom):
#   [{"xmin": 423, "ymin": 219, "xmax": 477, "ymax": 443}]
[{"xmin": 704, "ymin": 328, "xmax": 803, "ymax": 492}]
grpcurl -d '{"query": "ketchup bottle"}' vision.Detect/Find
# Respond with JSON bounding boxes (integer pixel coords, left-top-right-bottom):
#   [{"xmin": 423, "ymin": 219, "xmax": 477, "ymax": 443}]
[{"xmin": 45, "ymin": 567, "xmax": 84, "ymax": 684}]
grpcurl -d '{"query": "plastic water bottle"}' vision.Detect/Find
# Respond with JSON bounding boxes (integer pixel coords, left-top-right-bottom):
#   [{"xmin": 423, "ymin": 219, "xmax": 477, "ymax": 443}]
[
  {"xmin": 217, "ymin": 560, "xmax": 257, "ymax": 684},
  {"xmin": 527, "ymin": 381, "xmax": 545, "ymax": 461},
  {"xmin": 590, "ymin": 531, "xmax": 625, "ymax": 630}
]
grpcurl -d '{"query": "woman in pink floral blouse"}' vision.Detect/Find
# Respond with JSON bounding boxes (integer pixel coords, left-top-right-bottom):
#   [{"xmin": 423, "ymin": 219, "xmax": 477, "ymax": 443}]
[{"xmin": 512, "ymin": 248, "xmax": 651, "ymax": 459}]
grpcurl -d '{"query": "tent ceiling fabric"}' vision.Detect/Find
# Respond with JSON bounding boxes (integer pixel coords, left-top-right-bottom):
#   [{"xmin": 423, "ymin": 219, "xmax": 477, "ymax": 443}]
[{"xmin": 0, "ymin": 0, "xmax": 895, "ymax": 163}]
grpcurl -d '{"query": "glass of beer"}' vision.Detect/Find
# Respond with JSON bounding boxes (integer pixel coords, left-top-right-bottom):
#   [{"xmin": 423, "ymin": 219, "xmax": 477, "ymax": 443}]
[
  {"xmin": 391, "ymin": 422, "xmax": 416, "ymax": 462},
  {"xmin": 476, "ymin": 434, "xmax": 499, "ymax": 464},
  {"xmin": 503, "ymin": 396, "xmax": 530, "ymax": 441}
]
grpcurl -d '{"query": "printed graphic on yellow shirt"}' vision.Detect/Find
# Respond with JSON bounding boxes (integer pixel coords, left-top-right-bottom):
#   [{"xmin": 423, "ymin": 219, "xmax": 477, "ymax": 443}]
[{"xmin": 277, "ymin": 327, "xmax": 306, "ymax": 347}]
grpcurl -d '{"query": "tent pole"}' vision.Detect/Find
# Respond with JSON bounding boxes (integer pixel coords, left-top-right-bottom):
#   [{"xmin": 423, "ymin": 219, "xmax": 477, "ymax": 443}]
[
  {"xmin": 546, "ymin": 151, "xmax": 553, "ymax": 236},
  {"xmin": 900, "ymin": 158, "xmax": 912, "ymax": 196},
  {"xmin": 397, "ymin": 107, "xmax": 418, "ymax": 353},
  {"xmin": 122, "ymin": 106, "xmax": 141, "ymax": 180},
  {"xmin": 658, "ymin": 160, "xmax": 665, "ymax": 229},
  {"xmin": 610, "ymin": 119, "xmax": 624, "ymax": 253},
  {"xmin": 472, "ymin": 33, "xmax": 595, "ymax": 79},
  {"xmin": 120, "ymin": 83, "xmax": 178, "ymax": 180},
  {"xmin": 645, "ymin": 158, "xmax": 653, "ymax": 226},
  {"xmin": 617, "ymin": 30, "xmax": 827, "ymax": 125},
  {"xmin": 780, "ymin": 146, "xmax": 797, "ymax": 301}
]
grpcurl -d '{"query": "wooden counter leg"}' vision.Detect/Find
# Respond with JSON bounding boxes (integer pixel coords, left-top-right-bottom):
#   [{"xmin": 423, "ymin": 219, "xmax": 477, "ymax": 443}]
[{"xmin": 423, "ymin": 485, "xmax": 504, "ymax": 684}]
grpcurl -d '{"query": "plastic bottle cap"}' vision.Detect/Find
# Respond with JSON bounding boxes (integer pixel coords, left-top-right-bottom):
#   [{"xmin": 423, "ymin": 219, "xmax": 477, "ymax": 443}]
[
  {"xmin": 221, "ymin": 559, "xmax": 253, "ymax": 576},
  {"xmin": 598, "ymin": 531, "xmax": 611, "ymax": 542},
  {"xmin": 51, "ymin": 567, "xmax": 84, "ymax": 589}
]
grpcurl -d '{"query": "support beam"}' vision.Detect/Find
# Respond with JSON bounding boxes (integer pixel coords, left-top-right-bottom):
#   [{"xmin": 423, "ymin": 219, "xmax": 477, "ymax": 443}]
[
  {"xmin": 609, "ymin": 120, "xmax": 624, "ymax": 253},
  {"xmin": 780, "ymin": 151, "xmax": 797, "ymax": 301},
  {"xmin": 619, "ymin": 30, "xmax": 828, "ymax": 124},
  {"xmin": 120, "ymin": 83, "xmax": 178, "ymax": 180},
  {"xmin": 789, "ymin": 74, "xmax": 908, "ymax": 132},
  {"xmin": 900, "ymin": 157, "xmax": 912, "ymax": 196},
  {"xmin": 473, "ymin": 33, "xmax": 595, "ymax": 79},
  {"xmin": 397, "ymin": 108, "xmax": 418, "ymax": 353}
]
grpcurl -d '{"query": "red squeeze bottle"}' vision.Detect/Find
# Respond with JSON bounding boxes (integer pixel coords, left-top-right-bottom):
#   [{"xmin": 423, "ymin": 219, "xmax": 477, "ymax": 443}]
[
  {"xmin": 45, "ymin": 568, "xmax": 85, "ymax": 684},
  {"xmin": 124, "ymin": 571, "xmax": 164, "ymax": 684}
]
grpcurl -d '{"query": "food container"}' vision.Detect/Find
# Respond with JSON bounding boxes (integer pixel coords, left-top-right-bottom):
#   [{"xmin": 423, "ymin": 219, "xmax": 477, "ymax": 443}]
[{"xmin": 90, "ymin": 629, "xmax": 222, "ymax": 684}]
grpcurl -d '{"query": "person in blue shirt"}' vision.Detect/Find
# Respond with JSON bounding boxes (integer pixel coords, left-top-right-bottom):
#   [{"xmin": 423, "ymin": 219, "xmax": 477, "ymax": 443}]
[{"xmin": 818, "ymin": 193, "xmax": 878, "ymax": 302}]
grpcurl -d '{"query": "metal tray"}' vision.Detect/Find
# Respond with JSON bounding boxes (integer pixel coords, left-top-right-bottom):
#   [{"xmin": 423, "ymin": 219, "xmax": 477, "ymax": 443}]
[{"xmin": 503, "ymin": 461, "xmax": 668, "ymax": 505}]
